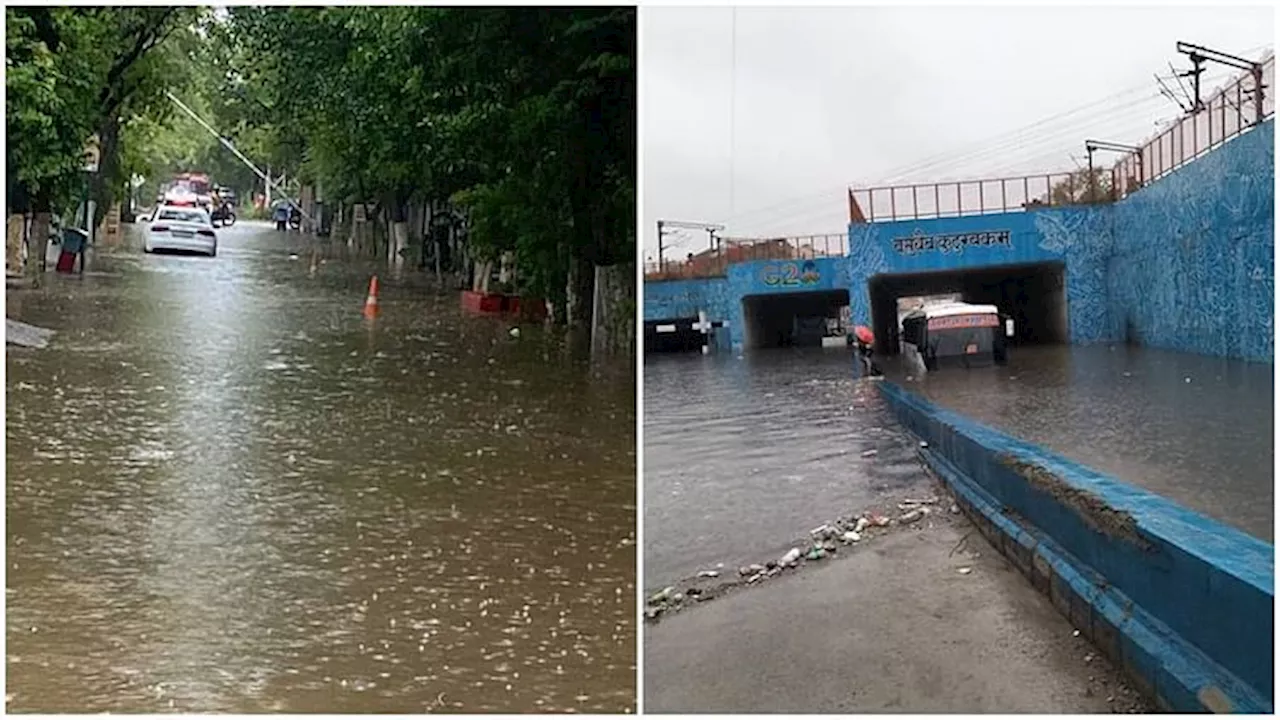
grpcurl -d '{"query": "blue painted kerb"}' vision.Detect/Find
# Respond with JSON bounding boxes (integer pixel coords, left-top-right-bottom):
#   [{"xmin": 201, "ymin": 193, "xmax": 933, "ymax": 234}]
[{"xmin": 877, "ymin": 381, "xmax": 1274, "ymax": 710}]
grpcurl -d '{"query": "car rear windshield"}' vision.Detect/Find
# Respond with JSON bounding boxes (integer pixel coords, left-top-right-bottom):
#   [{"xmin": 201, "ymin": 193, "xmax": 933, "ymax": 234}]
[{"xmin": 157, "ymin": 209, "xmax": 207, "ymax": 224}]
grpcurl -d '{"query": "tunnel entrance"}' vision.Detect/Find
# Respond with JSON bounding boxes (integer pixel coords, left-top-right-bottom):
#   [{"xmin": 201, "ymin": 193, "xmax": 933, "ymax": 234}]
[
  {"xmin": 742, "ymin": 290, "xmax": 850, "ymax": 350},
  {"xmin": 644, "ymin": 318, "xmax": 707, "ymax": 353},
  {"xmin": 867, "ymin": 262, "xmax": 1067, "ymax": 355}
]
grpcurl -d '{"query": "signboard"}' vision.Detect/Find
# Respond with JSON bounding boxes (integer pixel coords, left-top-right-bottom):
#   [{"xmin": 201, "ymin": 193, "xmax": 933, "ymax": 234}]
[
  {"xmin": 353, "ymin": 203, "xmax": 368, "ymax": 224},
  {"xmin": 760, "ymin": 260, "xmax": 821, "ymax": 287},
  {"xmin": 927, "ymin": 314, "xmax": 1000, "ymax": 331},
  {"xmin": 892, "ymin": 229, "xmax": 1012, "ymax": 257}
]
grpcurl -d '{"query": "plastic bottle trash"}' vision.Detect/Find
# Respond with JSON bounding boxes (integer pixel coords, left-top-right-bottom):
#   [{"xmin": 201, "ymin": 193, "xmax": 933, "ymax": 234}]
[
  {"xmin": 809, "ymin": 524, "xmax": 834, "ymax": 539},
  {"xmin": 861, "ymin": 449, "xmax": 878, "ymax": 458},
  {"xmin": 806, "ymin": 547, "xmax": 827, "ymax": 561},
  {"xmin": 647, "ymin": 587, "xmax": 674, "ymax": 606},
  {"xmin": 854, "ymin": 517, "xmax": 871, "ymax": 533},
  {"xmin": 779, "ymin": 548, "xmax": 802, "ymax": 566},
  {"xmin": 957, "ymin": 567, "xmax": 972, "ymax": 575},
  {"xmin": 899, "ymin": 509, "xmax": 926, "ymax": 524},
  {"xmin": 696, "ymin": 569, "xmax": 720, "ymax": 579},
  {"xmin": 841, "ymin": 530, "xmax": 861, "ymax": 543}
]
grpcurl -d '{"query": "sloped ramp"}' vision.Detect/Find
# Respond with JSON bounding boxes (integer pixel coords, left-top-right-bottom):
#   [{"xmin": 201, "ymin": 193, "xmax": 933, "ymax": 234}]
[{"xmin": 7, "ymin": 318, "xmax": 55, "ymax": 349}]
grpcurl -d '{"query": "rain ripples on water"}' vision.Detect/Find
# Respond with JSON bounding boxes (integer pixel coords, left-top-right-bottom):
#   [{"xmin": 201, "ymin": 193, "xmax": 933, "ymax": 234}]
[{"xmin": 6, "ymin": 224, "xmax": 636, "ymax": 713}]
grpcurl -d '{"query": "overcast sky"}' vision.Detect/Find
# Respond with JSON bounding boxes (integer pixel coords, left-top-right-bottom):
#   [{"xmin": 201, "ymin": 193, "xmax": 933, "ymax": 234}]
[{"xmin": 641, "ymin": 4, "xmax": 1274, "ymax": 261}]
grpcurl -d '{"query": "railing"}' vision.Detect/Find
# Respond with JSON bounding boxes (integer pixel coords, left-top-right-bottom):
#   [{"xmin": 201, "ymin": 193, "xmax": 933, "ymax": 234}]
[
  {"xmin": 850, "ymin": 54, "xmax": 1274, "ymax": 222},
  {"xmin": 1111, "ymin": 54, "xmax": 1274, "ymax": 201},
  {"xmin": 847, "ymin": 172, "xmax": 1101, "ymax": 224},
  {"xmin": 644, "ymin": 233, "xmax": 848, "ymax": 280}
]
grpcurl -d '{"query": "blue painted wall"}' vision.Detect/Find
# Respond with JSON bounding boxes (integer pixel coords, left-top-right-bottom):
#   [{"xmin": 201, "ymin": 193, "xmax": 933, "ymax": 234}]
[
  {"xmin": 846, "ymin": 205, "xmax": 1113, "ymax": 343},
  {"xmin": 643, "ymin": 277, "xmax": 733, "ymax": 321},
  {"xmin": 726, "ymin": 257, "xmax": 850, "ymax": 296},
  {"xmin": 1106, "ymin": 121, "xmax": 1274, "ymax": 361},
  {"xmin": 643, "ymin": 120, "xmax": 1273, "ymax": 361}
]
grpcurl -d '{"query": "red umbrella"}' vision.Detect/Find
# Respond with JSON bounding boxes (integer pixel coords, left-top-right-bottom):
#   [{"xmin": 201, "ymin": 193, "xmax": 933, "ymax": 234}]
[{"xmin": 854, "ymin": 325, "xmax": 875, "ymax": 345}]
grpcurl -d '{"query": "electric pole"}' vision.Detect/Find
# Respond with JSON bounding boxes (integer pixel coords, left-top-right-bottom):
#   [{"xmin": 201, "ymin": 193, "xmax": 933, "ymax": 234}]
[
  {"xmin": 1176, "ymin": 42, "xmax": 1266, "ymax": 123},
  {"xmin": 656, "ymin": 220, "xmax": 725, "ymax": 271},
  {"xmin": 1085, "ymin": 140, "xmax": 1144, "ymax": 200}
]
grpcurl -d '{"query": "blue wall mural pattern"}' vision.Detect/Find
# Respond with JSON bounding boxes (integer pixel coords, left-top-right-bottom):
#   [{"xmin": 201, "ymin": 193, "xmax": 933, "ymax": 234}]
[{"xmin": 644, "ymin": 120, "xmax": 1273, "ymax": 361}]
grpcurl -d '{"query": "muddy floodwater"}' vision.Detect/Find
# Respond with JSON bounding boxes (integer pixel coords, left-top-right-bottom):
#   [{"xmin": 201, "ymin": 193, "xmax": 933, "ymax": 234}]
[
  {"xmin": 6, "ymin": 222, "xmax": 636, "ymax": 713},
  {"xmin": 643, "ymin": 350, "xmax": 930, "ymax": 586},
  {"xmin": 884, "ymin": 344, "xmax": 1274, "ymax": 542}
]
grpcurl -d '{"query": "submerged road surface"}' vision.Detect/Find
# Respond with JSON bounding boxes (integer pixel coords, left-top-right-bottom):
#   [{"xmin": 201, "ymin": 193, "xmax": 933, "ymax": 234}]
[
  {"xmin": 6, "ymin": 222, "xmax": 636, "ymax": 713},
  {"xmin": 884, "ymin": 344, "xmax": 1274, "ymax": 542},
  {"xmin": 644, "ymin": 350, "xmax": 931, "ymax": 586}
]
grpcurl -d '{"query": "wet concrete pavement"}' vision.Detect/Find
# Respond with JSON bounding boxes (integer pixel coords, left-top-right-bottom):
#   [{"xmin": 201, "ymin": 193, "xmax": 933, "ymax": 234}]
[
  {"xmin": 642, "ymin": 345, "xmax": 1159, "ymax": 712},
  {"xmin": 882, "ymin": 344, "xmax": 1274, "ymax": 541},
  {"xmin": 6, "ymin": 221, "xmax": 636, "ymax": 712},
  {"xmin": 644, "ymin": 513, "xmax": 1148, "ymax": 713},
  {"xmin": 644, "ymin": 350, "xmax": 932, "ymax": 587}
]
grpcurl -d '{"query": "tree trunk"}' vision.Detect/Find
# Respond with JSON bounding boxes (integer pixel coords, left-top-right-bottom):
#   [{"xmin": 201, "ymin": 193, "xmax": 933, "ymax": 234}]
[
  {"xmin": 7, "ymin": 213, "xmax": 26, "ymax": 278},
  {"xmin": 28, "ymin": 206, "xmax": 51, "ymax": 287},
  {"xmin": 90, "ymin": 114, "xmax": 122, "ymax": 232}
]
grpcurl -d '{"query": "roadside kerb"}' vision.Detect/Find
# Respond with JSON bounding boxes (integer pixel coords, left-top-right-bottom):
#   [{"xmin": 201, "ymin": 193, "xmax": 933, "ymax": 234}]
[{"xmin": 877, "ymin": 380, "xmax": 1273, "ymax": 713}]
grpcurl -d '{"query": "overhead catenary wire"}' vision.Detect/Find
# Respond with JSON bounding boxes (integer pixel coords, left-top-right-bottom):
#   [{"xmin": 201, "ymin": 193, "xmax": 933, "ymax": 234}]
[
  {"xmin": 726, "ymin": 93, "xmax": 1199, "ymax": 233},
  {"xmin": 737, "ymin": 93, "xmax": 1235, "ymax": 235},
  {"xmin": 708, "ymin": 80, "xmax": 1170, "ymax": 229},
  {"xmin": 711, "ymin": 63, "xmax": 1247, "ymax": 233}
]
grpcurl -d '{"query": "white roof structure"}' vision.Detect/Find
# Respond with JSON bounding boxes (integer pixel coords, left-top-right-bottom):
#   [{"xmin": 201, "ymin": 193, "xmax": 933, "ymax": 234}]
[{"xmin": 918, "ymin": 301, "xmax": 1000, "ymax": 318}]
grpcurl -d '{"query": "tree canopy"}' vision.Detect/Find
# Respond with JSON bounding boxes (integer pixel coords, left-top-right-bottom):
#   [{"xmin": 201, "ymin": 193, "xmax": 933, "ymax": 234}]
[{"xmin": 7, "ymin": 7, "xmax": 636, "ymax": 321}]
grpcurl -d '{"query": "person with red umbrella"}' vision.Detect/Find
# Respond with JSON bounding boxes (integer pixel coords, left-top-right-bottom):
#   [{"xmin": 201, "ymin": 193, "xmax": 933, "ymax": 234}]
[{"xmin": 852, "ymin": 325, "xmax": 881, "ymax": 377}]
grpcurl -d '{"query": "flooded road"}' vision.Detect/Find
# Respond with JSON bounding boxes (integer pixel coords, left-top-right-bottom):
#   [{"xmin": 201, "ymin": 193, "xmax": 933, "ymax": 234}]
[
  {"xmin": 6, "ymin": 222, "xmax": 636, "ymax": 713},
  {"xmin": 643, "ymin": 349, "xmax": 929, "ymax": 586},
  {"xmin": 885, "ymin": 344, "xmax": 1274, "ymax": 542}
]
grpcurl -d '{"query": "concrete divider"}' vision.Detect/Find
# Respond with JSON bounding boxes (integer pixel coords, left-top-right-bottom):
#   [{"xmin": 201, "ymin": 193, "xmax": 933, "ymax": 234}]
[{"xmin": 877, "ymin": 381, "xmax": 1273, "ymax": 712}]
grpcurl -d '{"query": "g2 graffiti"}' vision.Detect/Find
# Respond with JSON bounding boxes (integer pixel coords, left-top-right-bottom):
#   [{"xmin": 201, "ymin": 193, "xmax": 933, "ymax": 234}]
[{"xmin": 761, "ymin": 260, "xmax": 820, "ymax": 287}]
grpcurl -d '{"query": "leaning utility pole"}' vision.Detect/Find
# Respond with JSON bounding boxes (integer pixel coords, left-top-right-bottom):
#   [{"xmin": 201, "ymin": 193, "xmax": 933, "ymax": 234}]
[
  {"xmin": 1176, "ymin": 42, "xmax": 1266, "ymax": 123},
  {"xmin": 165, "ymin": 91, "xmax": 312, "ymax": 223}
]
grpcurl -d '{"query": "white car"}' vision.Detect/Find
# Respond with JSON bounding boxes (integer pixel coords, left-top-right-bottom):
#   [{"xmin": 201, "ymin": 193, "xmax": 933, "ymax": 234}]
[{"xmin": 144, "ymin": 205, "xmax": 218, "ymax": 257}]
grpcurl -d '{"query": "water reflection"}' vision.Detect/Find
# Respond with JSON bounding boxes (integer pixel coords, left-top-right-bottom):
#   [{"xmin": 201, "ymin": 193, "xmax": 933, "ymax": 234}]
[
  {"xmin": 643, "ymin": 348, "xmax": 932, "ymax": 585},
  {"xmin": 885, "ymin": 344, "xmax": 1273, "ymax": 541},
  {"xmin": 7, "ymin": 222, "xmax": 635, "ymax": 712}
]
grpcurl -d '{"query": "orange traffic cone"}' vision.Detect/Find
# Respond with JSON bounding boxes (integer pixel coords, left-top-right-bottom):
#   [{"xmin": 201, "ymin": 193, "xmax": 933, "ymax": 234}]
[{"xmin": 363, "ymin": 275, "xmax": 380, "ymax": 318}]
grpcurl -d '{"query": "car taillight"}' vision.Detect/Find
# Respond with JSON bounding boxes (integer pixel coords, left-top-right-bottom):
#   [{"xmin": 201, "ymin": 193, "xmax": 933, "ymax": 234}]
[
  {"xmin": 152, "ymin": 225, "xmax": 169, "ymax": 232},
  {"xmin": 197, "ymin": 229, "xmax": 215, "ymax": 237}
]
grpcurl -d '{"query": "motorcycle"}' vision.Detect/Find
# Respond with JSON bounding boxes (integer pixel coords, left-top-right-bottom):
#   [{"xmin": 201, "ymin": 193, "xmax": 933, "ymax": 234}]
[{"xmin": 210, "ymin": 203, "xmax": 236, "ymax": 228}]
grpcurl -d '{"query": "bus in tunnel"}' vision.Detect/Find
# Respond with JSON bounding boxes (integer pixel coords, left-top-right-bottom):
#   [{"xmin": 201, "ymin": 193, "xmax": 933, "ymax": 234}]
[
  {"xmin": 866, "ymin": 261, "xmax": 1067, "ymax": 358},
  {"xmin": 900, "ymin": 301, "xmax": 1013, "ymax": 371}
]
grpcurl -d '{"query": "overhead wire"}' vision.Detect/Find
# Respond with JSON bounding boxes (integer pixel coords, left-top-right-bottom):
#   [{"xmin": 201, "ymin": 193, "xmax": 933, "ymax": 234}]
[
  {"xmin": 715, "ymin": 64, "xmax": 1246, "ymax": 233},
  {"xmin": 723, "ymin": 69, "xmax": 1245, "ymax": 234},
  {"xmin": 731, "ymin": 95, "xmax": 1186, "ymax": 232}
]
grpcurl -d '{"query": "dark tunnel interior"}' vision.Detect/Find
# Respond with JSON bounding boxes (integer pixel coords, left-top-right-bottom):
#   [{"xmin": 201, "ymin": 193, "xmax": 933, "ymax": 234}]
[
  {"xmin": 867, "ymin": 262, "xmax": 1067, "ymax": 355},
  {"xmin": 742, "ymin": 290, "xmax": 850, "ymax": 349}
]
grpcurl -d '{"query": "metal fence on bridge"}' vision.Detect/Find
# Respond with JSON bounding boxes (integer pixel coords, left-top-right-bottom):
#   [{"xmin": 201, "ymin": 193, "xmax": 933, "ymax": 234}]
[
  {"xmin": 1112, "ymin": 53, "xmax": 1274, "ymax": 201},
  {"xmin": 645, "ymin": 233, "xmax": 848, "ymax": 281},
  {"xmin": 848, "ymin": 54, "xmax": 1274, "ymax": 222}
]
